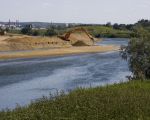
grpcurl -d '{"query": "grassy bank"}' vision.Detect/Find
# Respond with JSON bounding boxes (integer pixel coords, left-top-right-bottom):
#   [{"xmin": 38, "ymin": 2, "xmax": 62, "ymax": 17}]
[
  {"xmin": 0, "ymin": 80, "xmax": 150, "ymax": 120},
  {"xmin": 82, "ymin": 26, "xmax": 133, "ymax": 38}
]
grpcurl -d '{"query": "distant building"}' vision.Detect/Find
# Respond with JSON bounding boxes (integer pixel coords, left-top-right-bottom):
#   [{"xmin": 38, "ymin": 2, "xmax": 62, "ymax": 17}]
[{"xmin": 1, "ymin": 19, "xmax": 22, "ymax": 30}]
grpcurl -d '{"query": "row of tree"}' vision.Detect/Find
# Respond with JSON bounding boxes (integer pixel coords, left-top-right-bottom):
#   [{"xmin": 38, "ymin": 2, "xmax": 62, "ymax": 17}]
[
  {"xmin": 101, "ymin": 19, "xmax": 150, "ymax": 31},
  {"xmin": 107, "ymin": 19, "xmax": 150, "ymax": 31}
]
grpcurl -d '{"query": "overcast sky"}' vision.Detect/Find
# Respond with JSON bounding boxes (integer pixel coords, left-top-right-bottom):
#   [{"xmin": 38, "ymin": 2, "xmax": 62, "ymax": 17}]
[{"xmin": 0, "ymin": 0, "xmax": 150, "ymax": 24}]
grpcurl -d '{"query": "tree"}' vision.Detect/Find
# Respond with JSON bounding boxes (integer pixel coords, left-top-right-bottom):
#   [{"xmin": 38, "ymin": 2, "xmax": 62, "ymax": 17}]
[
  {"xmin": 21, "ymin": 24, "xmax": 32, "ymax": 35},
  {"xmin": 137, "ymin": 19, "xmax": 150, "ymax": 26},
  {"xmin": 106, "ymin": 22, "xmax": 112, "ymax": 27},
  {"xmin": 125, "ymin": 24, "xmax": 133, "ymax": 30},
  {"xmin": 113, "ymin": 23, "xmax": 120, "ymax": 29},
  {"xmin": 118, "ymin": 24, "xmax": 126, "ymax": 30},
  {"xmin": 121, "ymin": 26, "xmax": 150, "ymax": 79},
  {"xmin": 45, "ymin": 27, "xmax": 57, "ymax": 36}
]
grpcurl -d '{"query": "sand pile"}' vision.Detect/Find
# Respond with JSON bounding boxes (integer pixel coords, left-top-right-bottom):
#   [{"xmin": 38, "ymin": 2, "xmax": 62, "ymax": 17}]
[
  {"xmin": 0, "ymin": 36, "xmax": 71, "ymax": 51},
  {"xmin": 67, "ymin": 32, "xmax": 94, "ymax": 46},
  {"xmin": 0, "ymin": 30, "xmax": 96, "ymax": 52}
]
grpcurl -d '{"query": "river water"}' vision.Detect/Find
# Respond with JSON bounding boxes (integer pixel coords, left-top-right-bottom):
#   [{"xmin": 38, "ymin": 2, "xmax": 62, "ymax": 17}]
[{"xmin": 0, "ymin": 38, "xmax": 131, "ymax": 110}]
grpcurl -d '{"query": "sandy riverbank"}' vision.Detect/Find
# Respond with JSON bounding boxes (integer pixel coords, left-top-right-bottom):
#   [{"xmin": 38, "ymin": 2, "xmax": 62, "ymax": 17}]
[{"xmin": 0, "ymin": 45, "xmax": 119, "ymax": 60}]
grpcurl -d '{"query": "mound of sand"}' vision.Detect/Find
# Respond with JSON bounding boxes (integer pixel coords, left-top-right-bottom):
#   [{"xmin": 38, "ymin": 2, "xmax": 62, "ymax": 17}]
[
  {"xmin": 68, "ymin": 32, "xmax": 94, "ymax": 46},
  {"xmin": 0, "ymin": 36, "xmax": 71, "ymax": 51},
  {"xmin": 0, "ymin": 30, "xmax": 97, "ymax": 52}
]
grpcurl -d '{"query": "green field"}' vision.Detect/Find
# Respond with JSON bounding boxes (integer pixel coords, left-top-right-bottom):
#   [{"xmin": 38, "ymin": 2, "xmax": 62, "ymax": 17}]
[
  {"xmin": 82, "ymin": 26, "xmax": 133, "ymax": 38},
  {"xmin": 1, "ymin": 80, "xmax": 150, "ymax": 120}
]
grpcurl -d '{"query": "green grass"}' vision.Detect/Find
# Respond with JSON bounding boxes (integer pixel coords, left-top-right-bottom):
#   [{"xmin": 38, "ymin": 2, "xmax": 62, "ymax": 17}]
[
  {"xmin": 0, "ymin": 80, "xmax": 150, "ymax": 120},
  {"xmin": 82, "ymin": 26, "xmax": 133, "ymax": 38}
]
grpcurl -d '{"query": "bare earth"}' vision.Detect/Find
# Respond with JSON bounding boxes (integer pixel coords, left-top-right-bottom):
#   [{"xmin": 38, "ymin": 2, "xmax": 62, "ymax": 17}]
[{"xmin": 0, "ymin": 45, "xmax": 119, "ymax": 60}]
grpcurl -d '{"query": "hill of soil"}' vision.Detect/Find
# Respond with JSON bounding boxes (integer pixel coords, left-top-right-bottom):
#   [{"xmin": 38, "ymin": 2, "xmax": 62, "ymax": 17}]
[
  {"xmin": 0, "ymin": 30, "xmax": 98, "ymax": 52},
  {"xmin": 68, "ymin": 32, "xmax": 94, "ymax": 45}
]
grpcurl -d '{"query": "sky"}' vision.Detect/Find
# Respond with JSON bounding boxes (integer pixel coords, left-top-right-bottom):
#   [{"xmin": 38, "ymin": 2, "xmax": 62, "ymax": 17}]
[{"xmin": 0, "ymin": 0, "xmax": 150, "ymax": 24}]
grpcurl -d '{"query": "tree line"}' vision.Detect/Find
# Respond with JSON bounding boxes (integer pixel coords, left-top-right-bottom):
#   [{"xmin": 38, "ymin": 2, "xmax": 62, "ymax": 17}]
[{"xmin": 20, "ymin": 25, "xmax": 65, "ymax": 36}]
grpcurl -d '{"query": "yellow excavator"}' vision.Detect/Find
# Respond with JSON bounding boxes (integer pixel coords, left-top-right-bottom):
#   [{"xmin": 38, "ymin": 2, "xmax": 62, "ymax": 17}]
[{"xmin": 58, "ymin": 27, "xmax": 94, "ymax": 42}]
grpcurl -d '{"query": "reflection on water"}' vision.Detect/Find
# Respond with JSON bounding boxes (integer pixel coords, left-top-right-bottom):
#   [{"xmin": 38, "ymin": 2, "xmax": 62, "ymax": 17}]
[{"xmin": 0, "ymin": 38, "xmax": 131, "ymax": 110}]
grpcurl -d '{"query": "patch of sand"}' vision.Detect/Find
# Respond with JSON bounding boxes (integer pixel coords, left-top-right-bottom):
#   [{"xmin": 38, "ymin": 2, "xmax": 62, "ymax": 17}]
[
  {"xmin": 0, "ymin": 36, "xmax": 71, "ymax": 51},
  {"xmin": 0, "ymin": 45, "xmax": 119, "ymax": 60}
]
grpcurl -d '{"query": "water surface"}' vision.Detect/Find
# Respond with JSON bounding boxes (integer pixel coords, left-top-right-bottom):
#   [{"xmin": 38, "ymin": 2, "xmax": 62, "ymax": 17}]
[{"xmin": 0, "ymin": 38, "xmax": 131, "ymax": 110}]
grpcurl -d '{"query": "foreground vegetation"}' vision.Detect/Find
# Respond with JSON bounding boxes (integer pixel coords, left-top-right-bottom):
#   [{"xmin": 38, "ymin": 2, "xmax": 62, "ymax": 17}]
[
  {"xmin": 0, "ymin": 80, "xmax": 150, "ymax": 120},
  {"xmin": 122, "ymin": 20, "xmax": 150, "ymax": 80}
]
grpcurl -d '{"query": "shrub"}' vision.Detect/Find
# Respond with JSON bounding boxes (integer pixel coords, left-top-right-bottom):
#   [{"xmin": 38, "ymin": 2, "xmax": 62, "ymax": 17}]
[{"xmin": 122, "ymin": 27, "xmax": 150, "ymax": 79}]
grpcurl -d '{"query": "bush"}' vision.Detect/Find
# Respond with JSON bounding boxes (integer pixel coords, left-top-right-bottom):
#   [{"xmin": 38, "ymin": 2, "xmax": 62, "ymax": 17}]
[{"xmin": 122, "ymin": 27, "xmax": 150, "ymax": 79}]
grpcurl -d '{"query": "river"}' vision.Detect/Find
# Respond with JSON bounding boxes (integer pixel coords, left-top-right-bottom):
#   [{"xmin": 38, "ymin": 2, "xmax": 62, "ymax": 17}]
[{"xmin": 0, "ymin": 38, "xmax": 131, "ymax": 110}]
